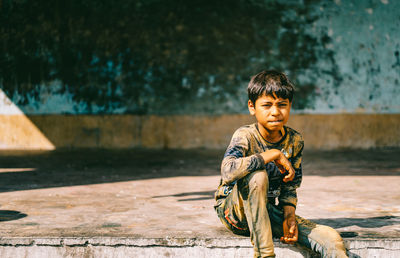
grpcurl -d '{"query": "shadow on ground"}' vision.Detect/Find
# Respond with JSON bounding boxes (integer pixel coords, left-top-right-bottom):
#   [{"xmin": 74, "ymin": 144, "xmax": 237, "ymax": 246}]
[
  {"xmin": 0, "ymin": 148, "xmax": 399, "ymax": 193},
  {"xmin": 312, "ymin": 216, "xmax": 400, "ymax": 229},
  {"xmin": 153, "ymin": 190, "xmax": 215, "ymax": 202},
  {"xmin": 0, "ymin": 149, "xmax": 223, "ymax": 193},
  {"xmin": 0, "ymin": 210, "xmax": 27, "ymax": 222}
]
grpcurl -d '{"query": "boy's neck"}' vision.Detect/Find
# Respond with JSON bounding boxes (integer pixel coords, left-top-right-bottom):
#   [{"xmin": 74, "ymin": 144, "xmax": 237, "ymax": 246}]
[{"xmin": 257, "ymin": 122, "xmax": 284, "ymax": 143}]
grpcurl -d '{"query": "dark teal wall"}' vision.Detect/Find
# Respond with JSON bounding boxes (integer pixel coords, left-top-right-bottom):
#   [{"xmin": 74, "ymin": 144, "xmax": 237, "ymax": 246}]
[{"xmin": 1, "ymin": 0, "xmax": 399, "ymax": 114}]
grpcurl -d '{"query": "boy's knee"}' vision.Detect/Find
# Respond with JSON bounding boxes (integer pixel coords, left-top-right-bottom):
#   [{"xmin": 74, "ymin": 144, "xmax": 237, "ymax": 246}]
[
  {"xmin": 238, "ymin": 170, "xmax": 269, "ymax": 199},
  {"xmin": 248, "ymin": 170, "xmax": 269, "ymax": 192}
]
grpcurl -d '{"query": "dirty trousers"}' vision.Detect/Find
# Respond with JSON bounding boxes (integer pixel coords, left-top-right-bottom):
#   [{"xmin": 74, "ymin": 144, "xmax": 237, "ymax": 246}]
[{"xmin": 215, "ymin": 170, "xmax": 348, "ymax": 258}]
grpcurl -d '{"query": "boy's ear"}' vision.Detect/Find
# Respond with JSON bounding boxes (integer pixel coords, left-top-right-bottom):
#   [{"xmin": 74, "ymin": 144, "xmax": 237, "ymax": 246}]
[{"xmin": 248, "ymin": 100, "xmax": 256, "ymax": 115}]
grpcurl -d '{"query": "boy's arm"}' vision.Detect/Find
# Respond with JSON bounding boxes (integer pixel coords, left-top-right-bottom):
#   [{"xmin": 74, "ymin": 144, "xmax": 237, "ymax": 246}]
[
  {"xmin": 221, "ymin": 129, "xmax": 282, "ymax": 185},
  {"xmin": 278, "ymin": 138, "xmax": 304, "ymax": 208},
  {"xmin": 280, "ymin": 139, "xmax": 304, "ymax": 244},
  {"xmin": 221, "ymin": 128, "xmax": 296, "ymax": 185},
  {"xmin": 221, "ymin": 129, "xmax": 264, "ymax": 185}
]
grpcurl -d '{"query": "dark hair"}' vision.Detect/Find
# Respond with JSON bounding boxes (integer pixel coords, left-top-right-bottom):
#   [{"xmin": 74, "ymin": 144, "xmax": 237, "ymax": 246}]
[{"xmin": 247, "ymin": 70, "xmax": 294, "ymax": 104}]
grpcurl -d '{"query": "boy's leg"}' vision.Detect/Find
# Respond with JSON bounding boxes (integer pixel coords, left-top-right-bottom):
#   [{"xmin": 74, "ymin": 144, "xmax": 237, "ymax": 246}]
[
  {"xmin": 296, "ymin": 216, "xmax": 348, "ymax": 258},
  {"xmin": 217, "ymin": 170, "xmax": 275, "ymax": 257},
  {"xmin": 215, "ymin": 183, "xmax": 250, "ymax": 236},
  {"xmin": 267, "ymin": 204, "xmax": 348, "ymax": 258}
]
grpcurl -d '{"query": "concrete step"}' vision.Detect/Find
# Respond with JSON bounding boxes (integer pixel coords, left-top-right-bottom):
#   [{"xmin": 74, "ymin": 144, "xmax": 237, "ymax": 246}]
[{"xmin": 0, "ymin": 237, "xmax": 399, "ymax": 258}]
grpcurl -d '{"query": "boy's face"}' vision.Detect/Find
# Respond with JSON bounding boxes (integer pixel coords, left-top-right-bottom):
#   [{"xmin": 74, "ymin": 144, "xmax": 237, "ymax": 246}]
[{"xmin": 248, "ymin": 94, "xmax": 291, "ymax": 133}]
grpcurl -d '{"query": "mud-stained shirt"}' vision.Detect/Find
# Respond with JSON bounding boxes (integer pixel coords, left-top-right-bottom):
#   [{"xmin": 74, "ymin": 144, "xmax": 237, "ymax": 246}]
[{"xmin": 215, "ymin": 123, "xmax": 304, "ymax": 208}]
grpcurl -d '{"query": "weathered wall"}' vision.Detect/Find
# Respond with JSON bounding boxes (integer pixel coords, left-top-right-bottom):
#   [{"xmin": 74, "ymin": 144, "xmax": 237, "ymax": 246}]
[
  {"xmin": 1, "ymin": 0, "xmax": 399, "ymax": 115},
  {"xmin": 1, "ymin": 0, "xmax": 399, "ymax": 150}
]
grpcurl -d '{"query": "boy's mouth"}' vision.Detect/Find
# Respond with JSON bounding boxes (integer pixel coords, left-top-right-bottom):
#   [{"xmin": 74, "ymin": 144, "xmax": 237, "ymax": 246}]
[{"xmin": 268, "ymin": 120, "xmax": 283, "ymax": 124}]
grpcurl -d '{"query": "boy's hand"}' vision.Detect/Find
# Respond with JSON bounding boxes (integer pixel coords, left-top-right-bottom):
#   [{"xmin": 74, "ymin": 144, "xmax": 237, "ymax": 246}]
[
  {"xmin": 281, "ymin": 216, "xmax": 298, "ymax": 244},
  {"xmin": 274, "ymin": 152, "xmax": 295, "ymax": 182},
  {"xmin": 281, "ymin": 206, "xmax": 298, "ymax": 244},
  {"xmin": 260, "ymin": 150, "xmax": 295, "ymax": 182}
]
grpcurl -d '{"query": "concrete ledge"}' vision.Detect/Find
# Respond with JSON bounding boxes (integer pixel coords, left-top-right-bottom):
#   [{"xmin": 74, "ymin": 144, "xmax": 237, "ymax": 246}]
[
  {"xmin": 0, "ymin": 237, "xmax": 399, "ymax": 258},
  {"xmin": 0, "ymin": 237, "xmax": 315, "ymax": 257}
]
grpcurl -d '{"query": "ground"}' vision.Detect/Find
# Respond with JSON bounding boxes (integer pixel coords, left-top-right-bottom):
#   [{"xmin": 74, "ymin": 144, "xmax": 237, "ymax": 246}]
[{"xmin": 0, "ymin": 148, "xmax": 399, "ymax": 241}]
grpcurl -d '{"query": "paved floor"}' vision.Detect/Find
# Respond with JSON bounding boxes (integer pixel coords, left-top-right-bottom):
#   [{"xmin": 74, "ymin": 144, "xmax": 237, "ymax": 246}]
[{"xmin": 0, "ymin": 148, "xmax": 399, "ymax": 241}]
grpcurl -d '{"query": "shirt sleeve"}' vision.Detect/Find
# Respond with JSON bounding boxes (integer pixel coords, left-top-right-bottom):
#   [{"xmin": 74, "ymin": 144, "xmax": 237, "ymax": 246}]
[
  {"xmin": 278, "ymin": 137, "xmax": 304, "ymax": 208},
  {"xmin": 221, "ymin": 128, "xmax": 265, "ymax": 185}
]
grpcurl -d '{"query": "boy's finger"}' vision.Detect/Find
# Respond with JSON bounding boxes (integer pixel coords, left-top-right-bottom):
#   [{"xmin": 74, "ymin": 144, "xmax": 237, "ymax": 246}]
[
  {"xmin": 283, "ymin": 173, "xmax": 294, "ymax": 182},
  {"xmin": 289, "ymin": 225, "xmax": 295, "ymax": 234},
  {"xmin": 286, "ymin": 236, "xmax": 298, "ymax": 244}
]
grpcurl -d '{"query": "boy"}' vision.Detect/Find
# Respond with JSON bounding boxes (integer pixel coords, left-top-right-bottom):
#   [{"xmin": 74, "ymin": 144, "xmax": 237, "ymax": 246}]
[{"xmin": 214, "ymin": 70, "xmax": 348, "ymax": 257}]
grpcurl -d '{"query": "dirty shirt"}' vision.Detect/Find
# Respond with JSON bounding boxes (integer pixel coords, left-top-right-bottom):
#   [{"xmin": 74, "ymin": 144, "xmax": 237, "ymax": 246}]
[{"xmin": 215, "ymin": 123, "xmax": 304, "ymax": 208}]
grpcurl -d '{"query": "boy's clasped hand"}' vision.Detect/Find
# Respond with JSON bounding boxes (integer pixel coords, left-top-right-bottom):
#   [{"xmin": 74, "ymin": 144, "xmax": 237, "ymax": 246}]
[
  {"xmin": 274, "ymin": 151, "xmax": 295, "ymax": 183},
  {"xmin": 260, "ymin": 149, "xmax": 296, "ymax": 183}
]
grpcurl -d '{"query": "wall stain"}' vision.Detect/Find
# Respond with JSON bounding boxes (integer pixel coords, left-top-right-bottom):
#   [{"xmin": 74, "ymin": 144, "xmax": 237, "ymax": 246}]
[{"xmin": 392, "ymin": 51, "xmax": 400, "ymax": 68}]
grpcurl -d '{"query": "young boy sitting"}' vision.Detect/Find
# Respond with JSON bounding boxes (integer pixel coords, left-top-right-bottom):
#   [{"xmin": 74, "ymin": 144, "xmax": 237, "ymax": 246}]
[{"xmin": 214, "ymin": 70, "xmax": 348, "ymax": 258}]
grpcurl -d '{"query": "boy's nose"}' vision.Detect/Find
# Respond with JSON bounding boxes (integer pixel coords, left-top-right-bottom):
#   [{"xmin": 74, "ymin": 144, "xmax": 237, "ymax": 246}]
[{"xmin": 270, "ymin": 105, "xmax": 280, "ymax": 115}]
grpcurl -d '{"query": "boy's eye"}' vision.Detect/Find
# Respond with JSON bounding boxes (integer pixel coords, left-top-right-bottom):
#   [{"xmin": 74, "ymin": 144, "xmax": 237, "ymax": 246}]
[{"xmin": 279, "ymin": 103, "xmax": 288, "ymax": 107}]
